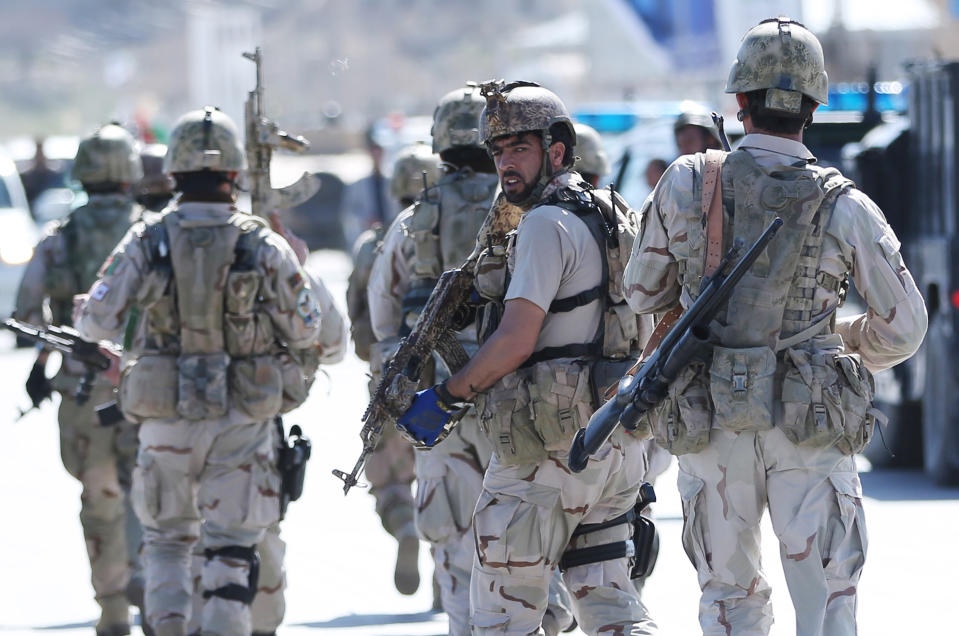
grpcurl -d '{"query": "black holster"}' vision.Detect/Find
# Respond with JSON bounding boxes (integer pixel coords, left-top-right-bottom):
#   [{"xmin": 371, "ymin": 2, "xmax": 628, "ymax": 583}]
[{"xmin": 277, "ymin": 420, "xmax": 311, "ymax": 519}]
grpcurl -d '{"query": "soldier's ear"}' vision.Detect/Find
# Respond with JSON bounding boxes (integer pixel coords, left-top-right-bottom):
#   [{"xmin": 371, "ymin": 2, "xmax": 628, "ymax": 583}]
[{"xmin": 548, "ymin": 142, "xmax": 565, "ymax": 171}]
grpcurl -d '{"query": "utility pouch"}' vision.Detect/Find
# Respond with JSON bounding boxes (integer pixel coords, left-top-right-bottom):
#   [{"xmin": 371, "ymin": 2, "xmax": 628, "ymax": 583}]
[
  {"xmin": 650, "ymin": 361, "xmax": 712, "ymax": 456},
  {"xmin": 229, "ymin": 354, "xmax": 283, "ymax": 420},
  {"xmin": 225, "ymin": 270, "xmax": 260, "ymax": 315},
  {"xmin": 177, "ymin": 353, "xmax": 229, "ymax": 420},
  {"xmin": 778, "ymin": 349, "xmax": 845, "ymax": 449},
  {"xmin": 528, "ymin": 360, "xmax": 593, "ymax": 452},
  {"xmin": 833, "ymin": 354, "xmax": 881, "ymax": 454},
  {"xmin": 278, "ymin": 348, "xmax": 319, "ymax": 414},
  {"xmin": 709, "ymin": 346, "xmax": 777, "ymax": 432},
  {"xmin": 474, "ymin": 244, "xmax": 508, "ymax": 301},
  {"xmin": 119, "ymin": 355, "xmax": 177, "ymax": 421},
  {"xmin": 224, "ymin": 312, "xmax": 275, "ymax": 357},
  {"xmin": 477, "ymin": 369, "xmax": 546, "ymax": 465},
  {"xmin": 602, "ymin": 303, "xmax": 640, "ymax": 359}
]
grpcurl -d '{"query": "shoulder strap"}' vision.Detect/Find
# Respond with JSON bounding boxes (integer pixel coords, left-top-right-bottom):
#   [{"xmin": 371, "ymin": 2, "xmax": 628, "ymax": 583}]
[
  {"xmin": 144, "ymin": 220, "xmax": 171, "ymax": 272},
  {"xmin": 702, "ymin": 149, "xmax": 726, "ymax": 277}
]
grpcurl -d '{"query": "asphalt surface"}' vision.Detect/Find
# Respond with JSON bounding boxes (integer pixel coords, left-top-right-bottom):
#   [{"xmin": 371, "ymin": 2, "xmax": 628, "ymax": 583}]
[{"xmin": 0, "ymin": 250, "xmax": 956, "ymax": 635}]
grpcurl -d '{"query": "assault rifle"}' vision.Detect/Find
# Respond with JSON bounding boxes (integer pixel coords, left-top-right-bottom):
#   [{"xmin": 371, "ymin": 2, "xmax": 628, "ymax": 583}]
[
  {"xmin": 333, "ymin": 195, "xmax": 523, "ymax": 494},
  {"xmin": 242, "ymin": 47, "xmax": 320, "ymax": 217},
  {"xmin": 568, "ymin": 217, "xmax": 784, "ymax": 472},
  {"xmin": 5, "ymin": 318, "xmax": 113, "ymax": 409}
]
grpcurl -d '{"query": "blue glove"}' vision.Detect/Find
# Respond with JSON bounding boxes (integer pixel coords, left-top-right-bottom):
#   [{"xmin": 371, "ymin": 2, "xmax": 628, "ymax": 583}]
[{"xmin": 397, "ymin": 383, "xmax": 465, "ymax": 447}]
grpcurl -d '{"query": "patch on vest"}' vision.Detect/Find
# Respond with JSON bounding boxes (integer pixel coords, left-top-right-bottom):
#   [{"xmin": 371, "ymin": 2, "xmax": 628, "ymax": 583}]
[
  {"xmin": 296, "ymin": 288, "xmax": 318, "ymax": 326},
  {"xmin": 99, "ymin": 255, "xmax": 118, "ymax": 277}
]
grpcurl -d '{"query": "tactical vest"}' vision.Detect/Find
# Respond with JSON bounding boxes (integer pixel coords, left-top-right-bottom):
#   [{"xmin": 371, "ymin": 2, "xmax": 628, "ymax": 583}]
[
  {"xmin": 471, "ymin": 179, "xmax": 647, "ymax": 464},
  {"xmin": 44, "ymin": 194, "xmax": 135, "ymax": 325},
  {"xmin": 400, "ymin": 169, "xmax": 499, "ymax": 332},
  {"xmin": 119, "ymin": 208, "xmax": 308, "ymax": 422},
  {"xmin": 650, "ymin": 150, "xmax": 880, "ymax": 457}
]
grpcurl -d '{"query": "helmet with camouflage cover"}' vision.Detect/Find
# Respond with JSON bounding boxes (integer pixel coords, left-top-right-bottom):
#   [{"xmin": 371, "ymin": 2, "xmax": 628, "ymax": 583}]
[
  {"xmin": 72, "ymin": 123, "xmax": 143, "ymax": 185},
  {"xmin": 725, "ymin": 17, "xmax": 829, "ymax": 114},
  {"xmin": 431, "ymin": 83, "xmax": 486, "ymax": 154},
  {"xmin": 390, "ymin": 142, "xmax": 441, "ymax": 203},
  {"xmin": 572, "ymin": 123, "xmax": 609, "ymax": 178},
  {"xmin": 479, "ymin": 80, "xmax": 575, "ymax": 149},
  {"xmin": 163, "ymin": 106, "xmax": 247, "ymax": 173},
  {"xmin": 674, "ymin": 108, "xmax": 720, "ymax": 139}
]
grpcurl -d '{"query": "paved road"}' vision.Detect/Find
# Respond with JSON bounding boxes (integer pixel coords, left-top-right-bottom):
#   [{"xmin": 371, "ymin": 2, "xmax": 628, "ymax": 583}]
[{"xmin": 0, "ymin": 250, "xmax": 956, "ymax": 635}]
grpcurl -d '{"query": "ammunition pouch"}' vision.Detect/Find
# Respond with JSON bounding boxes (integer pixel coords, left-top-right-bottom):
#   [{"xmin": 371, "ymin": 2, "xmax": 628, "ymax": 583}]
[
  {"xmin": 709, "ymin": 345, "xmax": 777, "ymax": 433},
  {"xmin": 778, "ymin": 349, "xmax": 881, "ymax": 454},
  {"xmin": 277, "ymin": 422, "xmax": 311, "ymax": 518},
  {"xmin": 177, "ymin": 353, "xmax": 229, "ymax": 420},
  {"xmin": 229, "ymin": 355, "xmax": 283, "ymax": 420},
  {"xmin": 119, "ymin": 355, "xmax": 178, "ymax": 421},
  {"xmin": 278, "ymin": 348, "xmax": 319, "ymax": 414},
  {"xmin": 202, "ymin": 545, "xmax": 260, "ymax": 605},
  {"xmin": 477, "ymin": 369, "xmax": 544, "ymax": 465},
  {"xmin": 650, "ymin": 361, "xmax": 712, "ymax": 456}
]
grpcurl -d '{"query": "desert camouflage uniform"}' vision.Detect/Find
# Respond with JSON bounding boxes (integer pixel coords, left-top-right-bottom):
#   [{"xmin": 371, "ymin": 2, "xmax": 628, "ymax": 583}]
[
  {"xmin": 368, "ymin": 171, "xmax": 500, "ymax": 633},
  {"xmin": 623, "ymin": 133, "xmax": 927, "ymax": 635},
  {"xmin": 15, "ymin": 191, "xmax": 142, "ymax": 632},
  {"xmin": 75, "ymin": 200, "xmax": 320, "ymax": 636},
  {"xmin": 469, "ymin": 171, "xmax": 656, "ymax": 635}
]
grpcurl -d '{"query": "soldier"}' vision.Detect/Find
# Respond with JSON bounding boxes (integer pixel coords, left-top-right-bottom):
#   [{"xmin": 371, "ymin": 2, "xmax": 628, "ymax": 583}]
[
  {"xmin": 396, "ymin": 81, "xmax": 657, "ymax": 635},
  {"xmin": 572, "ymin": 122, "xmax": 609, "ymax": 187},
  {"xmin": 73, "ymin": 107, "xmax": 321, "ymax": 636},
  {"xmin": 340, "ymin": 130, "xmax": 399, "ymax": 248},
  {"xmin": 14, "ymin": 123, "xmax": 144, "ymax": 636},
  {"xmin": 674, "ymin": 106, "xmax": 722, "ymax": 156},
  {"xmin": 368, "ymin": 84, "xmax": 502, "ymax": 634},
  {"xmin": 344, "ymin": 144, "xmax": 440, "ymax": 596},
  {"xmin": 623, "ymin": 18, "xmax": 927, "ymax": 635}
]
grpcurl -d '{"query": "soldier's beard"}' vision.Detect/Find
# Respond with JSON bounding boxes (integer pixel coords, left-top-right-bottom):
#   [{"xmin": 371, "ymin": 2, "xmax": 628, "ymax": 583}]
[{"xmin": 501, "ymin": 171, "xmax": 537, "ymax": 205}]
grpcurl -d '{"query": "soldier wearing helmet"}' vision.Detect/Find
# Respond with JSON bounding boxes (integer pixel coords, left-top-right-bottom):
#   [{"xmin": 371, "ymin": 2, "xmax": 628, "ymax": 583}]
[
  {"xmin": 673, "ymin": 107, "xmax": 722, "ymax": 156},
  {"xmin": 366, "ymin": 83, "xmax": 573, "ymax": 634},
  {"xmin": 74, "ymin": 107, "xmax": 321, "ymax": 636},
  {"xmin": 623, "ymin": 18, "xmax": 927, "ymax": 635},
  {"xmin": 394, "ymin": 81, "xmax": 657, "ymax": 635},
  {"xmin": 572, "ymin": 122, "xmax": 609, "ymax": 186},
  {"xmin": 136, "ymin": 143, "xmax": 174, "ymax": 212},
  {"xmin": 389, "ymin": 142, "xmax": 441, "ymax": 208},
  {"xmin": 13, "ymin": 122, "xmax": 145, "ymax": 636}
]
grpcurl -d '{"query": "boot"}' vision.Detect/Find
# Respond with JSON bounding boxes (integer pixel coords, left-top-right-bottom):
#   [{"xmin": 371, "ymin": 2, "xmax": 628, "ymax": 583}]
[
  {"xmin": 394, "ymin": 534, "xmax": 420, "ymax": 595},
  {"xmin": 96, "ymin": 593, "xmax": 131, "ymax": 636},
  {"xmin": 152, "ymin": 617, "xmax": 186, "ymax": 636}
]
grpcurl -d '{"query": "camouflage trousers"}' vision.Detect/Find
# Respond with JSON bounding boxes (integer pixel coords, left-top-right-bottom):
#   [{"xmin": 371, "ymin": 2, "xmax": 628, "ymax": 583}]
[
  {"xmin": 677, "ymin": 426, "xmax": 867, "ymax": 636},
  {"xmin": 365, "ymin": 423, "xmax": 417, "ymax": 540},
  {"xmin": 188, "ymin": 521, "xmax": 286, "ymax": 635},
  {"xmin": 132, "ymin": 416, "xmax": 281, "ymax": 636},
  {"xmin": 58, "ymin": 385, "xmax": 138, "ymax": 613},
  {"xmin": 414, "ymin": 412, "xmax": 492, "ymax": 635},
  {"xmin": 470, "ymin": 432, "xmax": 657, "ymax": 635}
]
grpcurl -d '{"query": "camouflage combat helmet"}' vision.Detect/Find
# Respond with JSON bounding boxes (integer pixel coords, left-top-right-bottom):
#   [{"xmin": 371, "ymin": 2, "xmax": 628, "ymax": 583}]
[
  {"xmin": 163, "ymin": 106, "xmax": 247, "ymax": 173},
  {"xmin": 478, "ymin": 80, "xmax": 575, "ymax": 149},
  {"xmin": 431, "ymin": 83, "xmax": 486, "ymax": 154},
  {"xmin": 726, "ymin": 17, "xmax": 829, "ymax": 114},
  {"xmin": 72, "ymin": 123, "xmax": 143, "ymax": 185},
  {"xmin": 572, "ymin": 123, "xmax": 609, "ymax": 178},
  {"xmin": 674, "ymin": 108, "xmax": 720, "ymax": 140},
  {"xmin": 390, "ymin": 142, "xmax": 441, "ymax": 202}
]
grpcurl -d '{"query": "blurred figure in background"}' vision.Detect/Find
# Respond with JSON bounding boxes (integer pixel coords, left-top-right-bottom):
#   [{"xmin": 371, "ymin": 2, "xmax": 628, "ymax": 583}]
[
  {"xmin": 644, "ymin": 158, "xmax": 668, "ymax": 190},
  {"xmin": 14, "ymin": 124, "xmax": 145, "ymax": 636},
  {"xmin": 340, "ymin": 129, "xmax": 398, "ymax": 249},
  {"xmin": 572, "ymin": 122, "xmax": 609, "ymax": 187},
  {"xmin": 674, "ymin": 107, "xmax": 722, "ymax": 157},
  {"xmin": 20, "ymin": 137, "xmax": 63, "ymax": 215},
  {"xmin": 345, "ymin": 143, "xmax": 440, "ymax": 597}
]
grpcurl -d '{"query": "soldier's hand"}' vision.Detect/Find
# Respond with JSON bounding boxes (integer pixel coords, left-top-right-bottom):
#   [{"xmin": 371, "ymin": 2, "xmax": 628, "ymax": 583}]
[
  {"xmin": 25, "ymin": 361, "xmax": 52, "ymax": 407},
  {"xmin": 395, "ymin": 382, "xmax": 467, "ymax": 447},
  {"xmin": 72, "ymin": 293, "xmax": 89, "ymax": 325}
]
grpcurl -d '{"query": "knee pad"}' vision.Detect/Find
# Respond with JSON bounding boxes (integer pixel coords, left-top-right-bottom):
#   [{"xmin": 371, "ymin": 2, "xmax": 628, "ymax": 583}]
[{"xmin": 202, "ymin": 545, "xmax": 260, "ymax": 605}]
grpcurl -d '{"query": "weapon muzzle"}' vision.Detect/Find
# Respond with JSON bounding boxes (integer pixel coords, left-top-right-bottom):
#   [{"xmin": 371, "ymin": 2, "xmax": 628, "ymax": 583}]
[{"xmin": 568, "ymin": 395, "xmax": 624, "ymax": 472}]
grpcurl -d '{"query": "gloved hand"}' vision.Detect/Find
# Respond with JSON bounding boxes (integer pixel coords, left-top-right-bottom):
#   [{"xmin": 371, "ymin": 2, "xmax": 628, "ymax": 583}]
[
  {"xmin": 396, "ymin": 383, "xmax": 467, "ymax": 447},
  {"xmin": 26, "ymin": 361, "xmax": 53, "ymax": 407}
]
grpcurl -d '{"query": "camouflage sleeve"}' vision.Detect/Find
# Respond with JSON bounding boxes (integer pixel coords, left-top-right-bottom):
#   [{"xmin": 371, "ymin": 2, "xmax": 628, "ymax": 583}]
[
  {"xmin": 830, "ymin": 189, "xmax": 928, "ymax": 372},
  {"xmin": 622, "ymin": 160, "xmax": 690, "ymax": 314},
  {"xmin": 308, "ymin": 272, "xmax": 348, "ymax": 365},
  {"xmin": 74, "ymin": 224, "xmax": 150, "ymax": 342},
  {"xmin": 12, "ymin": 230, "xmax": 61, "ymax": 324},
  {"xmin": 257, "ymin": 231, "xmax": 322, "ymax": 350},
  {"xmin": 368, "ymin": 209, "xmax": 414, "ymax": 342}
]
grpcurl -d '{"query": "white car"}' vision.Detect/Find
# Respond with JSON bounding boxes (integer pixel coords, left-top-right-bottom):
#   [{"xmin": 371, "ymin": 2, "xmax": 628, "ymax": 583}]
[{"xmin": 0, "ymin": 155, "xmax": 40, "ymax": 318}]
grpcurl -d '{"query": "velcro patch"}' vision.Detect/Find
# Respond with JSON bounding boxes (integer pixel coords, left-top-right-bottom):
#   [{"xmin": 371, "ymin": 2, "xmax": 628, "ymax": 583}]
[{"xmin": 91, "ymin": 282, "xmax": 110, "ymax": 301}]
